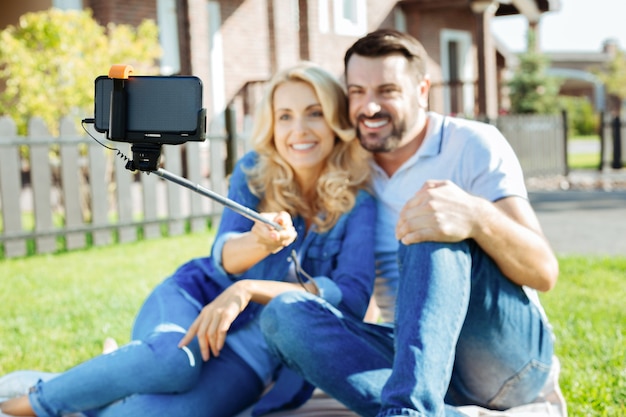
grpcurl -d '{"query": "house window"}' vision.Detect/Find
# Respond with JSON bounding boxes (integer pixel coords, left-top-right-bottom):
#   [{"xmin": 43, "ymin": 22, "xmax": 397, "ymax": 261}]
[
  {"xmin": 394, "ymin": 7, "xmax": 406, "ymax": 33},
  {"xmin": 440, "ymin": 29, "xmax": 473, "ymax": 116},
  {"xmin": 332, "ymin": 0, "xmax": 366, "ymax": 36},
  {"xmin": 447, "ymin": 40, "xmax": 461, "ymax": 114},
  {"xmin": 52, "ymin": 0, "xmax": 82, "ymax": 9},
  {"xmin": 157, "ymin": 0, "xmax": 181, "ymax": 75}
]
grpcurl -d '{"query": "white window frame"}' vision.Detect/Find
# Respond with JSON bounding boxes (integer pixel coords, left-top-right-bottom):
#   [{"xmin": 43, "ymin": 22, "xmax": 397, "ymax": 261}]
[
  {"xmin": 207, "ymin": 1, "xmax": 225, "ymax": 124},
  {"xmin": 157, "ymin": 0, "xmax": 181, "ymax": 75},
  {"xmin": 332, "ymin": 0, "xmax": 366, "ymax": 36},
  {"xmin": 292, "ymin": 0, "xmax": 300, "ymax": 31},
  {"xmin": 318, "ymin": 0, "xmax": 330, "ymax": 33},
  {"xmin": 440, "ymin": 29, "xmax": 474, "ymax": 116}
]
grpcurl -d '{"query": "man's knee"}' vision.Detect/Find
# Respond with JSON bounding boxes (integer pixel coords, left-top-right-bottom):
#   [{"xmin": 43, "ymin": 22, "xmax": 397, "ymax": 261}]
[
  {"xmin": 261, "ymin": 291, "xmax": 326, "ymax": 359},
  {"xmin": 399, "ymin": 240, "xmax": 471, "ymax": 257},
  {"xmin": 261, "ymin": 291, "xmax": 311, "ymax": 338},
  {"xmin": 398, "ymin": 240, "xmax": 472, "ymax": 275}
]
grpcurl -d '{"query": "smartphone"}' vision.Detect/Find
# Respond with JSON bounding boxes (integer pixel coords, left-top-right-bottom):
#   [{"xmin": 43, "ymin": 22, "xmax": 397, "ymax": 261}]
[{"xmin": 94, "ymin": 75, "xmax": 206, "ymax": 144}]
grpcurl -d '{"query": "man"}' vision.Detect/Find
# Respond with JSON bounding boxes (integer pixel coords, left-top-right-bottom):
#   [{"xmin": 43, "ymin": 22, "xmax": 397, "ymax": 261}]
[{"xmin": 260, "ymin": 29, "xmax": 558, "ymax": 417}]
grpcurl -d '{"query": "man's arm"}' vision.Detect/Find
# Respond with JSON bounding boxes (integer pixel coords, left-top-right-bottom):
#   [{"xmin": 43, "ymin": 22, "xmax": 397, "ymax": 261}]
[
  {"xmin": 471, "ymin": 194, "xmax": 558, "ymax": 291},
  {"xmin": 395, "ymin": 180, "xmax": 558, "ymax": 291}
]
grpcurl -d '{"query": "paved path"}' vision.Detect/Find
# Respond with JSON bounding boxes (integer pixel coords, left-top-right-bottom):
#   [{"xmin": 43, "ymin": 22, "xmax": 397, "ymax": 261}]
[
  {"xmin": 568, "ymin": 138, "xmax": 600, "ymax": 155},
  {"xmin": 529, "ymin": 190, "xmax": 626, "ymax": 256}
]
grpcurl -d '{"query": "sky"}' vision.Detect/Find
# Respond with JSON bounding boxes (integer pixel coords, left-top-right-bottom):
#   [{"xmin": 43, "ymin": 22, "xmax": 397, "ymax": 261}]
[{"xmin": 491, "ymin": 0, "xmax": 626, "ymax": 53}]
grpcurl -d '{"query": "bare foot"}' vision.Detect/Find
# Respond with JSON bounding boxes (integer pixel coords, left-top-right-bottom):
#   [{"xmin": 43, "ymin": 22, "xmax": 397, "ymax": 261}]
[{"xmin": 0, "ymin": 395, "xmax": 35, "ymax": 416}]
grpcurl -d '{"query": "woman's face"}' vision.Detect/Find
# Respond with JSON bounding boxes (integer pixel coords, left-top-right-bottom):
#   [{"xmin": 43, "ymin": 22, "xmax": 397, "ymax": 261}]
[{"xmin": 272, "ymin": 80, "xmax": 335, "ymax": 181}]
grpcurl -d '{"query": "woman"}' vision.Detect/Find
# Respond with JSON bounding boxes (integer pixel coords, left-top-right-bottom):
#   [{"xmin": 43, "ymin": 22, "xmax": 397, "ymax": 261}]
[{"xmin": 0, "ymin": 62, "xmax": 376, "ymax": 417}]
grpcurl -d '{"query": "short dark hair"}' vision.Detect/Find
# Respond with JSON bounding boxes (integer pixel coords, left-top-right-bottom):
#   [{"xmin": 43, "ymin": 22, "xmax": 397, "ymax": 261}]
[{"xmin": 344, "ymin": 29, "xmax": 428, "ymax": 81}]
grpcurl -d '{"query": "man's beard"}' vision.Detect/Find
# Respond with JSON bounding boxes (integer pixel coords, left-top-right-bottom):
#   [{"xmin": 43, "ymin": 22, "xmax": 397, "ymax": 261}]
[{"xmin": 356, "ymin": 118, "xmax": 406, "ymax": 153}]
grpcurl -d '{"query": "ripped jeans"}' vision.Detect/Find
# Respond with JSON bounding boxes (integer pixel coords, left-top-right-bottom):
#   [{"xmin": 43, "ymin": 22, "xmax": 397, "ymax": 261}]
[{"xmin": 28, "ymin": 278, "xmax": 263, "ymax": 417}]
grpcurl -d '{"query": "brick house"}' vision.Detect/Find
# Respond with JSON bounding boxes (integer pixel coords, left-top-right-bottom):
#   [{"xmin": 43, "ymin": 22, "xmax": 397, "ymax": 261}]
[{"xmin": 1, "ymin": 0, "xmax": 560, "ymax": 130}]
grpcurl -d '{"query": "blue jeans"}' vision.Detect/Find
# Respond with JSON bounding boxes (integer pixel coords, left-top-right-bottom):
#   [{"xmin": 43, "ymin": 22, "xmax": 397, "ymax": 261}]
[
  {"xmin": 261, "ymin": 241, "xmax": 554, "ymax": 417},
  {"xmin": 28, "ymin": 278, "xmax": 263, "ymax": 417}
]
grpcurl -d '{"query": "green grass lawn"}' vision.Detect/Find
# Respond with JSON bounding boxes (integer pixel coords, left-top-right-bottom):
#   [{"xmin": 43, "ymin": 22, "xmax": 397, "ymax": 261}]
[
  {"xmin": 541, "ymin": 256, "xmax": 625, "ymax": 416},
  {"xmin": 568, "ymin": 135, "xmax": 602, "ymax": 170},
  {"xmin": 0, "ymin": 233, "xmax": 624, "ymax": 416},
  {"xmin": 0, "ymin": 232, "xmax": 214, "ymax": 372},
  {"xmin": 568, "ymin": 152, "xmax": 601, "ymax": 171}
]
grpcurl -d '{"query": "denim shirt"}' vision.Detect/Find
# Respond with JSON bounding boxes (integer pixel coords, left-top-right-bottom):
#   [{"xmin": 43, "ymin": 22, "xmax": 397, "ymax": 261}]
[
  {"xmin": 172, "ymin": 152, "xmax": 376, "ymax": 415},
  {"xmin": 173, "ymin": 151, "xmax": 377, "ymax": 325}
]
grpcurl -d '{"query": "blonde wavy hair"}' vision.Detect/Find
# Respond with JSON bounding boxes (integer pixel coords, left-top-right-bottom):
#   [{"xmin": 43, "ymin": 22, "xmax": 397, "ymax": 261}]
[{"xmin": 244, "ymin": 62, "xmax": 371, "ymax": 233}]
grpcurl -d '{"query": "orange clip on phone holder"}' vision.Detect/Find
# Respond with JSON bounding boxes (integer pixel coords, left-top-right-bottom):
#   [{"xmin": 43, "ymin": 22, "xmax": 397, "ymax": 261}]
[
  {"xmin": 108, "ymin": 64, "xmax": 134, "ymax": 79},
  {"xmin": 107, "ymin": 65, "xmax": 134, "ymax": 141}
]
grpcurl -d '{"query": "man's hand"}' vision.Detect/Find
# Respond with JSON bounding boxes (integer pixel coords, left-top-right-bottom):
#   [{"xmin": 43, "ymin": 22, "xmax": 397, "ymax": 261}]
[
  {"xmin": 178, "ymin": 281, "xmax": 251, "ymax": 361},
  {"xmin": 396, "ymin": 180, "xmax": 559, "ymax": 291},
  {"xmin": 395, "ymin": 180, "xmax": 479, "ymax": 245}
]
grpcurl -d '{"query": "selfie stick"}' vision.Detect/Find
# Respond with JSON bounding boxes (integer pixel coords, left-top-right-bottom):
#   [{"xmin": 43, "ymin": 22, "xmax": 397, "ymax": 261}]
[
  {"xmin": 151, "ymin": 168, "xmax": 283, "ymax": 231},
  {"xmin": 107, "ymin": 65, "xmax": 283, "ymax": 232}
]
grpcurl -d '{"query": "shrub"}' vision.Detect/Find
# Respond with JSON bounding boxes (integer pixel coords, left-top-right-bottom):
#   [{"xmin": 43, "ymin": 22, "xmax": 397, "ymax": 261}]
[
  {"xmin": 559, "ymin": 96, "xmax": 599, "ymax": 136},
  {"xmin": 0, "ymin": 8, "xmax": 161, "ymax": 136}
]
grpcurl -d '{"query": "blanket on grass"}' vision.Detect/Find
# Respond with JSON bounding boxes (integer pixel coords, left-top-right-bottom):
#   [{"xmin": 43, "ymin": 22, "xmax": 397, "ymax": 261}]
[
  {"xmin": 0, "ymin": 359, "xmax": 566, "ymax": 417},
  {"xmin": 234, "ymin": 357, "xmax": 567, "ymax": 417}
]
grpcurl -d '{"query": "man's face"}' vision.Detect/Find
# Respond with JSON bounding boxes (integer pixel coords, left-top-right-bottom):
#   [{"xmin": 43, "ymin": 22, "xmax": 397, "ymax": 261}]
[{"xmin": 346, "ymin": 53, "xmax": 428, "ymax": 153}]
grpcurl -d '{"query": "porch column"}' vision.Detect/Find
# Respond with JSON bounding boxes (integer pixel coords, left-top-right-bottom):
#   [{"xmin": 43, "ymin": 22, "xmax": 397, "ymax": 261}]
[
  {"xmin": 471, "ymin": 1, "xmax": 498, "ymax": 122},
  {"xmin": 528, "ymin": 20, "xmax": 540, "ymax": 52}
]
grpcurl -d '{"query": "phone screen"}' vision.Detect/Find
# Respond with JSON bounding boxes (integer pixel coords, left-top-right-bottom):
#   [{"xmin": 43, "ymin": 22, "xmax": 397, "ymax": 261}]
[{"xmin": 94, "ymin": 75, "xmax": 203, "ymax": 135}]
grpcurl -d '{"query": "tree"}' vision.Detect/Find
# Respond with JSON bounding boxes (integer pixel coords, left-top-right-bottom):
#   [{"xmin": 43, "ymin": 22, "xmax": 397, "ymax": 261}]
[
  {"xmin": 507, "ymin": 31, "xmax": 562, "ymax": 114},
  {"xmin": 0, "ymin": 8, "xmax": 161, "ymax": 135},
  {"xmin": 594, "ymin": 49, "xmax": 626, "ymax": 114}
]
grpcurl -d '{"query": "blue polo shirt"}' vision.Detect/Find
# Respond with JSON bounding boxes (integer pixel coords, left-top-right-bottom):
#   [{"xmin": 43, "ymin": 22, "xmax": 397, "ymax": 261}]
[{"xmin": 370, "ymin": 112, "xmax": 528, "ymax": 322}]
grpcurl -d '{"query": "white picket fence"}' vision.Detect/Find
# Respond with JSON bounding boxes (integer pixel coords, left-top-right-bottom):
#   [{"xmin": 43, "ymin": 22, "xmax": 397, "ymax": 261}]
[
  {"xmin": 496, "ymin": 113, "xmax": 567, "ymax": 178},
  {"xmin": 1, "ymin": 113, "xmax": 570, "ymax": 259},
  {"xmin": 0, "ymin": 115, "xmax": 236, "ymax": 258}
]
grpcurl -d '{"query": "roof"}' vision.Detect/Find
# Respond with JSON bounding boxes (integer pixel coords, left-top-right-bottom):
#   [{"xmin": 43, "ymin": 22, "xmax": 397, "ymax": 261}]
[
  {"xmin": 547, "ymin": 52, "xmax": 612, "ymax": 63},
  {"xmin": 496, "ymin": 0, "xmax": 561, "ymax": 21}
]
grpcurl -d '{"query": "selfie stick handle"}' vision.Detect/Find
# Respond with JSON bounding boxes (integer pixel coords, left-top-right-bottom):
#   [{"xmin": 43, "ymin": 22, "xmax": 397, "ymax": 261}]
[{"xmin": 151, "ymin": 168, "xmax": 283, "ymax": 231}]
